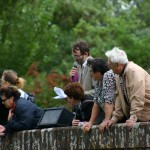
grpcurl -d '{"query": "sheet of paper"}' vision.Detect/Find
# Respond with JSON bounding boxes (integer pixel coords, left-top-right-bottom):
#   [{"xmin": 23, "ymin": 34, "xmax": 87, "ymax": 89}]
[{"xmin": 53, "ymin": 87, "xmax": 67, "ymax": 99}]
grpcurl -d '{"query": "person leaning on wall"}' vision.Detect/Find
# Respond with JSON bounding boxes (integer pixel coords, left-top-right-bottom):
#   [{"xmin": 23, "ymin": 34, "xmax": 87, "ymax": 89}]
[
  {"xmin": 0, "ymin": 86, "xmax": 43, "ymax": 136},
  {"xmin": 105, "ymin": 47, "xmax": 150, "ymax": 129},
  {"xmin": 69, "ymin": 40, "xmax": 96, "ymax": 100},
  {"xmin": 83, "ymin": 58, "xmax": 116, "ymax": 132},
  {"xmin": 0, "ymin": 69, "xmax": 33, "ymax": 126},
  {"xmin": 64, "ymin": 82, "xmax": 94, "ymax": 126}
]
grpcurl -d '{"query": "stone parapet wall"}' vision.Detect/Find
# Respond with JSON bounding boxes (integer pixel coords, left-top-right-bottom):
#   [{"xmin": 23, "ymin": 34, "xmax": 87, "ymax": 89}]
[{"xmin": 0, "ymin": 122, "xmax": 150, "ymax": 150}]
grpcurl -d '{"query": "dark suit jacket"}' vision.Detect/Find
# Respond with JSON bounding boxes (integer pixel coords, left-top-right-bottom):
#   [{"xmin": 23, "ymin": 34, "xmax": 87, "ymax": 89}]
[
  {"xmin": 5, "ymin": 98, "xmax": 43, "ymax": 133},
  {"xmin": 73, "ymin": 100, "xmax": 94, "ymax": 122}
]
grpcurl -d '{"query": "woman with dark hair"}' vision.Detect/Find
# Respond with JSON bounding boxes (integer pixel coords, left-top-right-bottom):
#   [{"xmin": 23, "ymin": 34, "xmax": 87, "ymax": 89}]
[
  {"xmin": 0, "ymin": 70, "xmax": 34, "ymax": 126},
  {"xmin": 0, "ymin": 86, "xmax": 43, "ymax": 136},
  {"xmin": 83, "ymin": 58, "xmax": 116, "ymax": 132},
  {"xmin": 64, "ymin": 82, "xmax": 94, "ymax": 126}
]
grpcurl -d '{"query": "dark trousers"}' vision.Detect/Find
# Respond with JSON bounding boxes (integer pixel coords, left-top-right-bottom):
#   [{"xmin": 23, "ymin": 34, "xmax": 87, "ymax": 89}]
[{"xmin": 93, "ymin": 108, "xmax": 105, "ymax": 125}]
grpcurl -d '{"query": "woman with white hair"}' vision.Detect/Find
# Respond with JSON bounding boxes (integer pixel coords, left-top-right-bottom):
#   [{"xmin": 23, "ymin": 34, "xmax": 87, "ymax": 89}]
[{"xmin": 105, "ymin": 47, "xmax": 150, "ymax": 129}]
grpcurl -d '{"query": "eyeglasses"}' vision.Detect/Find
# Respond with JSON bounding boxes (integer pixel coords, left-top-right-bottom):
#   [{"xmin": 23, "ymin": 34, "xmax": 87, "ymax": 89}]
[
  {"xmin": 108, "ymin": 61, "xmax": 116, "ymax": 69},
  {"xmin": 2, "ymin": 98, "xmax": 7, "ymax": 104},
  {"xmin": 0, "ymin": 80, "xmax": 9, "ymax": 85},
  {"xmin": 1, "ymin": 97, "xmax": 8, "ymax": 104},
  {"xmin": 71, "ymin": 54, "xmax": 82, "ymax": 58}
]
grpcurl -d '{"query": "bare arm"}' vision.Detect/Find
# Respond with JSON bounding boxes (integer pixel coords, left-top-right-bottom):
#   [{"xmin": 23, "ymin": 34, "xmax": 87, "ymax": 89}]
[
  {"xmin": 89, "ymin": 103, "xmax": 100, "ymax": 124},
  {"xmin": 104, "ymin": 103, "xmax": 114, "ymax": 120},
  {"xmin": 99, "ymin": 103, "xmax": 114, "ymax": 133},
  {"xmin": 83, "ymin": 103, "xmax": 100, "ymax": 132}
]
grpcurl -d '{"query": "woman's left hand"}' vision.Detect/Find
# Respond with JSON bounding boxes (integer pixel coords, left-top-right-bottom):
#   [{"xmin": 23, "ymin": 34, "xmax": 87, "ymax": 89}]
[
  {"xmin": 8, "ymin": 109, "xmax": 13, "ymax": 120},
  {"xmin": 99, "ymin": 120, "xmax": 111, "ymax": 133},
  {"xmin": 72, "ymin": 119, "xmax": 80, "ymax": 126}
]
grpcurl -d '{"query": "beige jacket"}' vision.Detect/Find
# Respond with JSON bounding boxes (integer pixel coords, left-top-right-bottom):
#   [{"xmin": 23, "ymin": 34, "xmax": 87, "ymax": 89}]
[
  {"xmin": 78, "ymin": 56, "xmax": 96, "ymax": 97},
  {"xmin": 111, "ymin": 62, "xmax": 150, "ymax": 122}
]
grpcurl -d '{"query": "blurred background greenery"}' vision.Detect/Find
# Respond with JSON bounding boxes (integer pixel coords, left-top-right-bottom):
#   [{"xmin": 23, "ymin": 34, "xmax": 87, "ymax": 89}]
[{"xmin": 0, "ymin": 0, "xmax": 149, "ymax": 108}]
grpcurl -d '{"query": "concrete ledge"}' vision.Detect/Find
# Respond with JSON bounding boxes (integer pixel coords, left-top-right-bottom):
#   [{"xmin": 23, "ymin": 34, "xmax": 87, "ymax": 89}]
[{"xmin": 0, "ymin": 122, "xmax": 150, "ymax": 150}]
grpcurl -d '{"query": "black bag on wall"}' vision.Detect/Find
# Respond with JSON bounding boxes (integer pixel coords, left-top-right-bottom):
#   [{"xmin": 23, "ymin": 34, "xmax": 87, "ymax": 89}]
[{"xmin": 37, "ymin": 106, "xmax": 74, "ymax": 128}]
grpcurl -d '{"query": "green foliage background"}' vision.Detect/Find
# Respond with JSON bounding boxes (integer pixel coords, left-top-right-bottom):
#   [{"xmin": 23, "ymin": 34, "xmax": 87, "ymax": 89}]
[{"xmin": 0, "ymin": 0, "xmax": 150, "ymax": 108}]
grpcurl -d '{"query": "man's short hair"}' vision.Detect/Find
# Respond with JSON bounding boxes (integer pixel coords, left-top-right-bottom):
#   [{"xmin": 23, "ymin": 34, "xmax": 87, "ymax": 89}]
[{"xmin": 72, "ymin": 40, "xmax": 90, "ymax": 56}]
